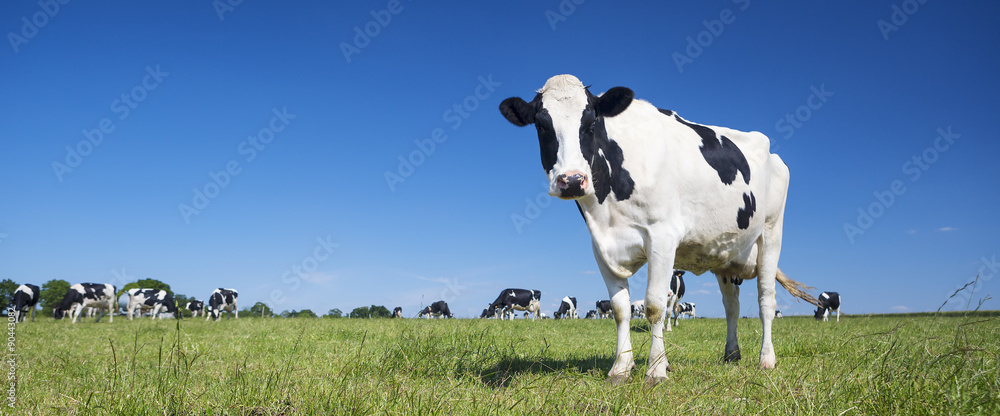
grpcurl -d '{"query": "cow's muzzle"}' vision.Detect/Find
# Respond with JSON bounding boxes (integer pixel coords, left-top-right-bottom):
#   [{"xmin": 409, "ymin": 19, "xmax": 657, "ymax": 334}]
[{"xmin": 556, "ymin": 171, "xmax": 588, "ymax": 199}]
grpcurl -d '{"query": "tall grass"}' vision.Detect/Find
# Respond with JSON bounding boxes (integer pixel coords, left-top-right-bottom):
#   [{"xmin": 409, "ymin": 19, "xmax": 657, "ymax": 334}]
[{"xmin": 12, "ymin": 311, "xmax": 999, "ymax": 415}]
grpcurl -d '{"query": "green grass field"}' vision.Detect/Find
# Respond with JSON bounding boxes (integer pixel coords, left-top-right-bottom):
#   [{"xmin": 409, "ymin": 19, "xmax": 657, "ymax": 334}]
[{"xmin": 10, "ymin": 312, "xmax": 999, "ymax": 415}]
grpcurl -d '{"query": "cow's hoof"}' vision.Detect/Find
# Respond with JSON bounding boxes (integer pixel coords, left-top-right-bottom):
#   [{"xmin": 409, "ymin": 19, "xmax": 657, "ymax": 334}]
[
  {"xmin": 724, "ymin": 350, "xmax": 741, "ymax": 363},
  {"xmin": 643, "ymin": 375, "xmax": 667, "ymax": 388},
  {"xmin": 606, "ymin": 374, "xmax": 630, "ymax": 386}
]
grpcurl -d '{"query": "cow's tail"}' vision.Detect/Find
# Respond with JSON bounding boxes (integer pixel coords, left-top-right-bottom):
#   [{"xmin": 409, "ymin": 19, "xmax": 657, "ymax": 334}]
[{"xmin": 775, "ymin": 268, "xmax": 819, "ymax": 307}]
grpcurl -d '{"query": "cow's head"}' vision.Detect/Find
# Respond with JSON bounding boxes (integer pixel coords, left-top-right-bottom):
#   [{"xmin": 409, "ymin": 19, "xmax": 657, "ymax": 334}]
[
  {"xmin": 499, "ymin": 74, "xmax": 635, "ymax": 202},
  {"xmin": 53, "ymin": 308, "xmax": 65, "ymax": 320},
  {"xmin": 813, "ymin": 307, "xmax": 827, "ymax": 320}
]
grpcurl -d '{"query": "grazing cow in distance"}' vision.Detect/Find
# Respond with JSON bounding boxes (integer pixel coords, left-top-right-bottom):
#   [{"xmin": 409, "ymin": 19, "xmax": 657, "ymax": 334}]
[
  {"xmin": 54, "ymin": 283, "xmax": 117, "ymax": 323},
  {"xmin": 499, "ymin": 74, "xmax": 817, "ymax": 384},
  {"xmin": 186, "ymin": 301, "xmax": 204, "ymax": 317},
  {"xmin": 392, "ymin": 307, "xmax": 403, "ymax": 318},
  {"xmin": 553, "ymin": 296, "xmax": 578, "ymax": 319},
  {"xmin": 585, "ymin": 310, "xmax": 597, "ymax": 319},
  {"xmin": 126, "ymin": 288, "xmax": 180, "ymax": 320},
  {"xmin": 595, "ymin": 300, "xmax": 613, "ymax": 319},
  {"xmin": 419, "ymin": 301, "xmax": 452, "ymax": 318},
  {"xmin": 12, "ymin": 284, "xmax": 40, "ymax": 323},
  {"xmin": 676, "ymin": 302, "xmax": 696, "ymax": 319},
  {"xmin": 206, "ymin": 288, "xmax": 238, "ymax": 321},
  {"xmin": 814, "ymin": 292, "xmax": 841, "ymax": 322},
  {"xmin": 775, "ymin": 310, "xmax": 782, "ymax": 318},
  {"xmin": 482, "ymin": 289, "xmax": 541, "ymax": 320},
  {"xmin": 666, "ymin": 270, "xmax": 687, "ymax": 331},
  {"xmin": 631, "ymin": 300, "xmax": 645, "ymax": 319}
]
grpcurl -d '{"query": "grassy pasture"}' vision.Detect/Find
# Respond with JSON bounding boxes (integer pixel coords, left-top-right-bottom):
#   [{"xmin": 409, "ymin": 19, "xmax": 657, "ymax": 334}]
[{"xmin": 9, "ymin": 312, "xmax": 999, "ymax": 415}]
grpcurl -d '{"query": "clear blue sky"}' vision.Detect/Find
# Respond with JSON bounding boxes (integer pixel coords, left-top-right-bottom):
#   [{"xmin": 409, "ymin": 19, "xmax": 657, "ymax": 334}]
[{"xmin": 2, "ymin": 1, "xmax": 998, "ymax": 318}]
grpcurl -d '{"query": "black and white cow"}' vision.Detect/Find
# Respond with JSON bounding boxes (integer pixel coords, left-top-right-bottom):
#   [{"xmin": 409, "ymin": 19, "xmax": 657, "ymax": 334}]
[
  {"xmin": 666, "ymin": 270, "xmax": 687, "ymax": 331},
  {"xmin": 675, "ymin": 302, "xmax": 696, "ymax": 319},
  {"xmin": 482, "ymin": 289, "xmax": 541, "ymax": 320},
  {"xmin": 595, "ymin": 300, "xmax": 613, "ymax": 319},
  {"xmin": 126, "ymin": 288, "xmax": 180, "ymax": 320},
  {"xmin": 585, "ymin": 310, "xmax": 598, "ymax": 319},
  {"xmin": 54, "ymin": 283, "xmax": 117, "ymax": 323},
  {"xmin": 775, "ymin": 310, "xmax": 782, "ymax": 318},
  {"xmin": 553, "ymin": 296, "xmax": 578, "ymax": 319},
  {"xmin": 186, "ymin": 300, "xmax": 204, "ymax": 317},
  {"xmin": 814, "ymin": 292, "xmax": 841, "ymax": 322},
  {"xmin": 631, "ymin": 300, "xmax": 645, "ymax": 319},
  {"xmin": 419, "ymin": 300, "xmax": 452, "ymax": 319},
  {"xmin": 392, "ymin": 307, "xmax": 403, "ymax": 318},
  {"xmin": 12, "ymin": 284, "xmax": 40, "ymax": 323},
  {"xmin": 499, "ymin": 74, "xmax": 816, "ymax": 385},
  {"xmin": 206, "ymin": 288, "xmax": 238, "ymax": 321}
]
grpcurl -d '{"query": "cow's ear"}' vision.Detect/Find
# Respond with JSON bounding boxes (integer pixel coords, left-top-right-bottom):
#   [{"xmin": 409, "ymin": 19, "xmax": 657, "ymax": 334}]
[
  {"xmin": 597, "ymin": 87, "xmax": 633, "ymax": 117},
  {"xmin": 499, "ymin": 97, "xmax": 535, "ymax": 126}
]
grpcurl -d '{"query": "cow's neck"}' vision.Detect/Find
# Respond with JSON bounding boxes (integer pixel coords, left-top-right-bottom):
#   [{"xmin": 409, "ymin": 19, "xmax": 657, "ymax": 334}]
[{"xmin": 574, "ymin": 195, "xmax": 648, "ymax": 278}]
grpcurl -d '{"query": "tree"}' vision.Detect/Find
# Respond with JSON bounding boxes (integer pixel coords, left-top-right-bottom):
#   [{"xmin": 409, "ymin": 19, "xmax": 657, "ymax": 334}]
[
  {"xmin": 324, "ymin": 308, "xmax": 343, "ymax": 318},
  {"xmin": 297, "ymin": 309, "xmax": 317, "ymax": 318},
  {"xmin": 40, "ymin": 279, "xmax": 71, "ymax": 317},
  {"xmin": 0, "ymin": 279, "xmax": 19, "ymax": 314},
  {"xmin": 349, "ymin": 306, "xmax": 370, "ymax": 319},
  {"xmin": 369, "ymin": 305, "xmax": 391, "ymax": 318},
  {"xmin": 349, "ymin": 305, "xmax": 390, "ymax": 318},
  {"xmin": 249, "ymin": 302, "xmax": 274, "ymax": 318}
]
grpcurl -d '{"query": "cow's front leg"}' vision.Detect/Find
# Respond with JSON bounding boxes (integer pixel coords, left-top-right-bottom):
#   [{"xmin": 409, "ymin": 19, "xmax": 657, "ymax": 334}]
[
  {"xmin": 718, "ymin": 274, "xmax": 741, "ymax": 362},
  {"xmin": 643, "ymin": 248, "xmax": 676, "ymax": 386},
  {"xmin": 598, "ymin": 256, "xmax": 634, "ymax": 385}
]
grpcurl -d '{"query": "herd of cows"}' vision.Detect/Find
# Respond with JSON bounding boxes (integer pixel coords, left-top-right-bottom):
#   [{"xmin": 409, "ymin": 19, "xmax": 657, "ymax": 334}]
[
  {"xmin": 9, "ymin": 283, "xmax": 240, "ymax": 323},
  {"xmin": 9, "ymin": 74, "xmax": 852, "ymax": 386},
  {"xmin": 9, "ymin": 279, "xmax": 842, "ymax": 325}
]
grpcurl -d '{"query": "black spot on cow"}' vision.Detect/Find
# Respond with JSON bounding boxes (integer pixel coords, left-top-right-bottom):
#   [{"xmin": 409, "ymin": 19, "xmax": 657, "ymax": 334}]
[
  {"xmin": 658, "ymin": 108, "xmax": 674, "ymax": 117},
  {"xmin": 582, "ymin": 90, "xmax": 635, "ymax": 204},
  {"xmin": 500, "ymin": 94, "xmax": 560, "ymax": 174},
  {"xmin": 674, "ymin": 115, "xmax": 751, "ymax": 186},
  {"xmin": 736, "ymin": 192, "xmax": 756, "ymax": 230}
]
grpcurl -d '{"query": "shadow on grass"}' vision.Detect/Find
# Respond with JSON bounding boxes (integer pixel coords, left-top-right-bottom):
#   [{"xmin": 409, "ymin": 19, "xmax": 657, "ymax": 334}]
[{"xmin": 479, "ymin": 354, "xmax": 615, "ymax": 388}]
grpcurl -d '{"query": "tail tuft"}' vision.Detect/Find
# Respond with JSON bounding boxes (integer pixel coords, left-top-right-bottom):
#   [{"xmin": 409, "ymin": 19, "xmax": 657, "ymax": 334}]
[{"xmin": 776, "ymin": 268, "xmax": 819, "ymax": 307}]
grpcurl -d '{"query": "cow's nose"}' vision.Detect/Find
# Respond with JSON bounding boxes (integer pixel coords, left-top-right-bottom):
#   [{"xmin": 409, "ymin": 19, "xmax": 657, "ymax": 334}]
[{"xmin": 557, "ymin": 171, "xmax": 588, "ymax": 191}]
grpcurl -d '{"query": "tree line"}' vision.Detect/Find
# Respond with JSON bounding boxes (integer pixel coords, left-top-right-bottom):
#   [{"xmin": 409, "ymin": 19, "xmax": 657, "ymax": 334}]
[{"xmin": 1, "ymin": 279, "xmax": 394, "ymax": 319}]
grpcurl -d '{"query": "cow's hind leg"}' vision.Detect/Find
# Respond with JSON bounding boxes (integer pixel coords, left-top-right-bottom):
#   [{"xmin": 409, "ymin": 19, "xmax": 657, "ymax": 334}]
[{"xmin": 718, "ymin": 274, "xmax": 741, "ymax": 363}]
